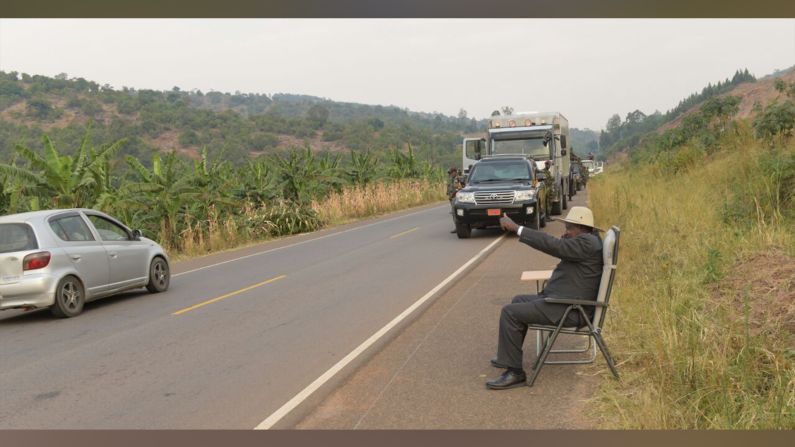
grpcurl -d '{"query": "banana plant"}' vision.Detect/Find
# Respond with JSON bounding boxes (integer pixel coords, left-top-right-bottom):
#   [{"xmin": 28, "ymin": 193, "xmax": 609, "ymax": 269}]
[
  {"xmin": 122, "ymin": 152, "xmax": 200, "ymax": 247},
  {"xmin": 386, "ymin": 142, "xmax": 420, "ymax": 179},
  {"xmin": 0, "ymin": 132, "xmax": 125, "ymax": 209},
  {"xmin": 274, "ymin": 146, "xmax": 321, "ymax": 204},
  {"xmin": 315, "ymin": 152, "xmax": 345, "ymax": 196},
  {"xmin": 236, "ymin": 158, "xmax": 281, "ymax": 204},
  {"xmin": 187, "ymin": 147, "xmax": 239, "ymax": 218},
  {"xmin": 347, "ymin": 149, "xmax": 379, "ymax": 186}
]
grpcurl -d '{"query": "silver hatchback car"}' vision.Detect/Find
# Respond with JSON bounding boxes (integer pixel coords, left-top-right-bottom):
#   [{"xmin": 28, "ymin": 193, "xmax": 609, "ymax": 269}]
[{"xmin": 0, "ymin": 209, "xmax": 170, "ymax": 317}]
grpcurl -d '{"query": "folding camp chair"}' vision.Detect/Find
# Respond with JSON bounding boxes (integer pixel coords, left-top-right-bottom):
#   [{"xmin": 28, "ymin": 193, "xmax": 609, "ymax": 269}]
[{"xmin": 520, "ymin": 225, "xmax": 621, "ymax": 387}]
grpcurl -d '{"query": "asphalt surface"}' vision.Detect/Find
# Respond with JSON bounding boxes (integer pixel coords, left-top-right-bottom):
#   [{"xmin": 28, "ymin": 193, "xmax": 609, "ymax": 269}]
[
  {"xmin": 0, "ymin": 202, "xmax": 503, "ymax": 428},
  {"xmin": 294, "ymin": 189, "xmax": 603, "ymax": 429}
]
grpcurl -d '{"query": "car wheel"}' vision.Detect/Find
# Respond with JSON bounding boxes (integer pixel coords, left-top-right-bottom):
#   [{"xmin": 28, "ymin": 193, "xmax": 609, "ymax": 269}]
[
  {"xmin": 146, "ymin": 256, "xmax": 170, "ymax": 293},
  {"xmin": 455, "ymin": 222, "xmax": 471, "ymax": 239},
  {"xmin": 51, "ymin": 275, "xmax": 85, "ymax": 318}
]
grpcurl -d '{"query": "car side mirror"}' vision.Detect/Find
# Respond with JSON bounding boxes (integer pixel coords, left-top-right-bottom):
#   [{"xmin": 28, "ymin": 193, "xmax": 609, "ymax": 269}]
[{"xmin": 132, "ymin": 229, "xmax": 142, "ymax": 240}]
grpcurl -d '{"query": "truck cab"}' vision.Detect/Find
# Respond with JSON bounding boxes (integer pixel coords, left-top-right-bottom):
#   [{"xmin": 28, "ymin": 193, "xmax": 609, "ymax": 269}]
[{"xmin": 451, "ymin": 156, "xmax": 547, "ymax": 239}]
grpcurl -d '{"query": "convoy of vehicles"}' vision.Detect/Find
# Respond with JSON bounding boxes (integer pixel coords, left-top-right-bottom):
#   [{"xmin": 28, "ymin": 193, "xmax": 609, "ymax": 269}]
[
  {"xmin": 462, "ymin": 112, "xmax": 571, "ymax": 215},
  {"xmin": 451, "ymin": 156, "xmax": 547, "ymax": 238},
  {"xmin": 581, "ymin": 159, "xmax": 603, "ymax": 176},
  {"xmin": 0, "ymin": 209, "xmax": 170, "ymax": 317}
]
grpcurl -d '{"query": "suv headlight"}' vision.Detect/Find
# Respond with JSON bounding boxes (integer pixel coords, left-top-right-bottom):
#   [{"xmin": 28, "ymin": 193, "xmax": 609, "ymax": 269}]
[
  {"xmin": 456, "ymin": 191, "xmax": 476, "ymax": 204},
  {"xmin": 514, "ymin": 190, "xmax": 536, "ymax": 201}
]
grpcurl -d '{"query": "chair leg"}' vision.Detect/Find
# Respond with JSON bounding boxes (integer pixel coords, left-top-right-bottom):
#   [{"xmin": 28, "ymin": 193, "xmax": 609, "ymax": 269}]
[
  {"xmin": 527, "ymin": 306, "xmax": 574, "ymax": 387},
  {"xmin": 592, "ymin": 331, "xmax": 620, "ymax": 379},
  {"xmin": 579, "ymin": 311, "xmax": 620, "ymax": 380}
]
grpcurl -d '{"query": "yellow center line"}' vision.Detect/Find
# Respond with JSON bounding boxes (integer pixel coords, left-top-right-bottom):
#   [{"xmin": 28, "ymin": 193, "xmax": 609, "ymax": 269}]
[
  {"xmin": 172, "ymin": 274, "xmax": 287, "ymax": 316},
  {"xmin": 389, "ymin": 226, "xmax": 419, "ymax": 239}
]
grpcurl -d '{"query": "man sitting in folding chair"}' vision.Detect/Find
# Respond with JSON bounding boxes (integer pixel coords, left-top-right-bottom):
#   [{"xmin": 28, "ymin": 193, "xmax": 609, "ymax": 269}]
[{"xmin": 486, "ymin": 206, "xmax": 606, "ymax": 389}]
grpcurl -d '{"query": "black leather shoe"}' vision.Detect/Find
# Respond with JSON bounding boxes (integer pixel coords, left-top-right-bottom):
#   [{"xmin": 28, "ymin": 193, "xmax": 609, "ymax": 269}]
[
  {"xmin": 485, "ymin": 370, "xmax": 527, "ymax": 390},
  {"xmin": 490, "ymin": 357, "xmax": 509, "ymax": 369}
]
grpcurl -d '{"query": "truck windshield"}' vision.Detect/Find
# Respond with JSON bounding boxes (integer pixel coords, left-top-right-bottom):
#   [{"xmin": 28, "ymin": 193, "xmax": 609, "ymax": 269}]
[
  {"xmin": 469, "ymin": 161, "xmax": 532, "ymax": 184},
  {"xmin": 491, "ymin": 138, "xmax": 550, "ymax": 159}
]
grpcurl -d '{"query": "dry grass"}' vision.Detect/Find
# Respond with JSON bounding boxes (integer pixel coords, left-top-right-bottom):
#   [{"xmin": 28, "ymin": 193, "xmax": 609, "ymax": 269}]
[
  {"xmin": 587, "ymin": 124, "xmax": 795, "ymax": 428},
  {"xmin": 169, "ymin": 179, "xmax": 446, "ymax": 260},
  {"xmin": 311, "ymin": 179, "xmax": 446, "ymax": 225}
]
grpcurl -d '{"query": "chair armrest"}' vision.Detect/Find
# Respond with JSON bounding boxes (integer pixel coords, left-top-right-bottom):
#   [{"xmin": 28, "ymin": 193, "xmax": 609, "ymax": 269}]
[
  {"xmin": 543, "ymin": 298, "xmax": 607, "ymax": 307},
  {"xmin": 521, "ymin": 270, "xmax": 554, "ymax": 281}
]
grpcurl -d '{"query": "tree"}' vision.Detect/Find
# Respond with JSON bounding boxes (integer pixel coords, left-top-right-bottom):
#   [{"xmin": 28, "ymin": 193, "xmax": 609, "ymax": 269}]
[
  {"xmin": 773, "ymin": 78, "xmax": 793, "ymax": 98},
  {"xmin": 606, "ymin": 114, "xmax": 622, "ymax": 133},
  {"xmin": 457, "ymin": 108, "xmax": 468, "ymax": 119},
  {"xmin": 368, "ymin": 117, "xmax": 384, "ymax": 130},
  {"xmin": 625, "ymin": 110, "xmax": 647, "ymax": 127},
  {"xmin": 306, "ymin": 104, "xmax": 330, "ymax": 128},
  {"xmin": 491, "ymin": 110, "xmax": 501, "ymax": 117},
  {"xmin": 501, "ymin": 106, "xmax": 514, "ymax": 116}
]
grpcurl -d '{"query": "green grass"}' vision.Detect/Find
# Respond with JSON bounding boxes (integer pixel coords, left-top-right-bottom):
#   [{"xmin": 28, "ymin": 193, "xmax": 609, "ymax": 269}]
[{"xmin": 587, "ymin": 123, "xmax": 795, "ymax": 428}]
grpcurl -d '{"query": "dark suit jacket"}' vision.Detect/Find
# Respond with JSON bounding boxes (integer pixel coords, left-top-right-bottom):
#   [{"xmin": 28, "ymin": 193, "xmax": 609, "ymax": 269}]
[{"xmin": 519, "ymin": 229, "xmax": 603, "ymax": 302}]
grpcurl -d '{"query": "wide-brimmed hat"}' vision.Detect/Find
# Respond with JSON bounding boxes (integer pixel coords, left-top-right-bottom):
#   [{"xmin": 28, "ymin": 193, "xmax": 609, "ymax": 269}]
[{"xmin": 553, "ymin": 206, "xmax": 602, "ymax": 231}]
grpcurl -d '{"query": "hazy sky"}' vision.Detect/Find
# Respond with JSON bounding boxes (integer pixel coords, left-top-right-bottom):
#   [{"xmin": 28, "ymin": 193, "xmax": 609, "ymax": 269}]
[{"xmin": 0, "ymin": 19, "xmax": 793, "ymax": 130}]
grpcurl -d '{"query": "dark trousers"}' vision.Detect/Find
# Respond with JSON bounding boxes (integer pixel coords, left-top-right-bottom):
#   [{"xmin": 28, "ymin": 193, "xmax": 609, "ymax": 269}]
[{"xmin": 495, "ymin": 294, "xmax": 586, "ymax": 370}]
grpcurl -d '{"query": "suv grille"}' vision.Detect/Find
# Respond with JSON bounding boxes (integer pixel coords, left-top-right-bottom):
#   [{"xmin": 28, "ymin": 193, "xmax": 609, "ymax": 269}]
[{"xmin": 474, "ymin": 191, "xmax": 515, "ymax": 205}]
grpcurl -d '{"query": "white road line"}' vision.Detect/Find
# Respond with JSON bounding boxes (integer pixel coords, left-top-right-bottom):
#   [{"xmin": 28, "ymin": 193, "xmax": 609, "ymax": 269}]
[
  {"xmin": 173, "ymin": 204, "xmax": 446, "ymax": 278},
  {"xmin": 254, "ymin": 233, "xmax": 507, "ymax": 430}
]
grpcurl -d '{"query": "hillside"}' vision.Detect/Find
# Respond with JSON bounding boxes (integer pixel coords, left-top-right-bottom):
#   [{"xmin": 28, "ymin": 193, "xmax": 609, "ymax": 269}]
[
  {"xmin": 0, "ymin": 71, "xmax": 485, "ymax": 167},
  {"xmin": 598, "ymin": 67, "xmax": 795, "ymax": 157},
  {"xmin": 659, "ymin": 66, "xmax": 795, "ymax": 132},
  {"xmin": 0, "ymin": 71, "xmax": 600, "ymax": 169}
]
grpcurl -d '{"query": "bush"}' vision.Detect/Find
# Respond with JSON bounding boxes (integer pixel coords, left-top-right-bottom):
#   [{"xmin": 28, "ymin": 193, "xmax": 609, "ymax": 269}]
[
  {"xmin": 26, "ymin": 97, "xmax": 61, "ymax": 120},
  {"xmin": 245, "ymin": 202, "xmax": 324, "ymax": 237},
  {"xmin": 754, "ymin": 100, "xmax": 795, "ymax": 140}
]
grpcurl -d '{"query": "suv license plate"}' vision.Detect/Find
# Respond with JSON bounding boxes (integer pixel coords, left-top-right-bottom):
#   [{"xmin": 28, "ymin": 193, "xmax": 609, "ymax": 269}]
[{"xmin": 487, "ymin": 209, "xmax": 501, "ymax": 216}]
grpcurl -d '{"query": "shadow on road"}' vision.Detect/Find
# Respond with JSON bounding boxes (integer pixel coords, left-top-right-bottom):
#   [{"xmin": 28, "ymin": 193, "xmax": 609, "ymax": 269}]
[{"xmin": 0, "ymin": 289, "xmax": 152, "ymax": 325}]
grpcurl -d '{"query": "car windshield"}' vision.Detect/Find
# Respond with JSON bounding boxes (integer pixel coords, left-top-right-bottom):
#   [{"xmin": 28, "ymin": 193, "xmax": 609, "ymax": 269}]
[
  {"xmin": 0, "ymin": 223, "xmax": 38, "ymax": 253},
  {"xmin": 469, "ymin": 161, "xmax": 531, "ymax": 183},
  {"xmin": 491, "ymin": 138, "xmax": 550, "ymax": 159}
]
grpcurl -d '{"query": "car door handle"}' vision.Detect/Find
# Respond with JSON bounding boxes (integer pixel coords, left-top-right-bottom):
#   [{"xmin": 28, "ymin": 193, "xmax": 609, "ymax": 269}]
[
  {"xmin": 70, "ymin": 255, "xmax": 81, "ymax": 261},
  {"xmin": 108, "ymin": 252, "xmax": 118, "ymax": 259}
]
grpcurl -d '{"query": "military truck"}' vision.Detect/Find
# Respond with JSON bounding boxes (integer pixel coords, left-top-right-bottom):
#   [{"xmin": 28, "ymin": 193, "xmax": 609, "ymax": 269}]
[
  {"xmin": 462, "ymin": 112, "xmax": 571, "ymax": 215},
  {"xmin": 451, "ymin": 156, "xmax": 548, "ymax": 238}
]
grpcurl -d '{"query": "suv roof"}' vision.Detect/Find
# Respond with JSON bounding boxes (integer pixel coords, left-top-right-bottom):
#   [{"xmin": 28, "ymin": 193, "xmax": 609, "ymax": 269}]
[{"xmin": 475, "ymin": 156, "xmax": 530, "ymax": 163}]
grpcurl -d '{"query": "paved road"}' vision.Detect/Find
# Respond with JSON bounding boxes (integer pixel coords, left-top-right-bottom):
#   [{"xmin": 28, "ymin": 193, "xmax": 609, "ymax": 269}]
[
  {"xmin": 0, "ymin": 203, "xmax": 503, "ymax": 428},
  {"xmin": 295, "ymin": 189, "xmax": 600, "ymax": 429}
]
